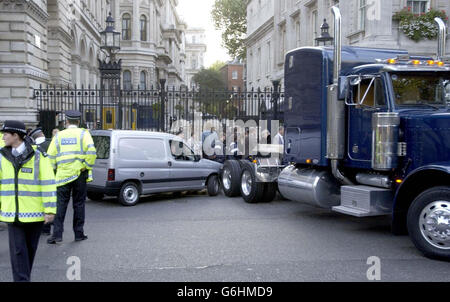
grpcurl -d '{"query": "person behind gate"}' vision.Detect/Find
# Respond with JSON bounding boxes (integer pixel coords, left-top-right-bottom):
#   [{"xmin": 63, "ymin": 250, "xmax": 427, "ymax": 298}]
[
  {"xmin": 0, "ymin": 120, "xmax": 57, "ymax": 282},
  {"xmin": 47, "ymin": 110, "xmax": 97, "ymax": 244}
]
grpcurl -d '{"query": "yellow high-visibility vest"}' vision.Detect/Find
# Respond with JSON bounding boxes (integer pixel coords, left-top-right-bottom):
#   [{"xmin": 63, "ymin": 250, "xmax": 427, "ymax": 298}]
[
  {"xmin": 0, "ymin": 147, "xmax": 57, "ymax": 223},
  {"xmin": 0, "ymin": 133, "xmax": 4, "ymax": 148},
  {"xmin": 47, "ymin": 127, "xmax": 97, "ymax": 187}
]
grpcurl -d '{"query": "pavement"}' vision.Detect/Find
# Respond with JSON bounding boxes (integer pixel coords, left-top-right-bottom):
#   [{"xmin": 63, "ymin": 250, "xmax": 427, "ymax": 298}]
[{"xmin": 0, "ymin": 191, "xmax": 449, "ymax": 282}]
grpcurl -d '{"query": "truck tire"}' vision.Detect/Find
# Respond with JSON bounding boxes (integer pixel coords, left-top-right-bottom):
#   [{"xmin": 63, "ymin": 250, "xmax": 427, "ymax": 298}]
[
  {"xmin": 407, "ymin": 186, "xmax": 450, "ymax": 261},
  {"xmin": 222, "ymin": 160, "xmax": 242, "ymax": 197},
  {"xmin": 119, "ymin": 182, "xmax": 140, "ymax": 207},
  {"xmin": 240, "ymin": 162, "xmax": 264, "ymax": 203},
  {"xmin": 261, "ymin": 183, "xmax": 277, "ymax": 203},
  {"xmin": 87, "ymin": 192, "xmax": 104, "ymax": 201},
  {"xmin": 207, "ymin": 175, "xmax": 220, "ymax": 196}
]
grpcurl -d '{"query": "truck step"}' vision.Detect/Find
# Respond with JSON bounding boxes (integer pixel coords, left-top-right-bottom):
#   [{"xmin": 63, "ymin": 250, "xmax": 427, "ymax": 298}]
[{"xmin": 331, "ymin": 185, "xmax": 392, "ymax": 217}]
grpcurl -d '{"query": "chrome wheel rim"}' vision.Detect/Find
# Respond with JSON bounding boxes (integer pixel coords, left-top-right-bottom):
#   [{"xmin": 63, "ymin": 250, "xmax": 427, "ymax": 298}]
[
  {"xmin": 419, "ymin": 201, "xmax": 450, "ymax": 250},
  {"xmin": 222, "ymin": 168, "xmax": 231, "ymax": 190},
  {"xmin": 241, "ymin": 170, "xmax": 252, "ymax": 196},
  {"xmin": 123, "ymin": 185, "xmax": 138, "ymax": 204}
]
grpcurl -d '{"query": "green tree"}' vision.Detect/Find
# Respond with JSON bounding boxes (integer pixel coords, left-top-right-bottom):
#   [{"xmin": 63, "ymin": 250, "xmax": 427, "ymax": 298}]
[
  {"xmin": 192, "ymin": 68, "xmax": 227, "ymax": 117},
  {"xmin": 192, "ymin": 68, "xmax": 226, "ymax": 91},
  {"xmin": 209, "ymin": 60, "xmax": 226, "ymax": 71},
  {"xmin": 211, "ymin": 0, "xmax": 247, "ymax": 60}
]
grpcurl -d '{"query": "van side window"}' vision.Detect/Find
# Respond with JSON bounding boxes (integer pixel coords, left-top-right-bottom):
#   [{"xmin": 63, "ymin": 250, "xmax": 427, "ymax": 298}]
[
  {"xmin": 119, "ymin": 138, "xmax": 166, "ymax": 160},
  {"xmin": 169, "ymin": 140, "xmax": 196, "ymax": 161},
  {"xmin": 92, "ymin": 136, "xmax": 110, "ymax": 159}
]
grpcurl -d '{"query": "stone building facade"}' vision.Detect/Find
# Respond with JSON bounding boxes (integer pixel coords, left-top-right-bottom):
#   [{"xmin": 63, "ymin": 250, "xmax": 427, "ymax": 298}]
[
  {"xmin": 184, "ymin": 27, "xmax": 207, "ymax": 88},
  {"xmin": 0, "ymin": 0, "xmax": 109, "ymax": 124},
  {"xmin": 0, "ymin": 0, "xmax": 189, "ymax": 125},
  {"xmin": 246, "ymin": 0, "xmax": 450, "ymax": 89},
  {"xmin": 113, "ymin": 0, "xmax": 187, "ymax": 90}
]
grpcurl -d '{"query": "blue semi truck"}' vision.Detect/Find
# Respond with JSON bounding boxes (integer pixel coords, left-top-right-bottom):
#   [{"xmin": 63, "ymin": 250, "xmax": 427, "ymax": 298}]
[{"xmin": 221, "ymin": 7, "xmax": 450, "ymax": 260}]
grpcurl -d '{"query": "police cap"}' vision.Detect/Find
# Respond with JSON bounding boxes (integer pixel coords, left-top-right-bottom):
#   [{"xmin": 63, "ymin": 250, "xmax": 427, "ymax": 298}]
[
  {"xmin": 29, "ymin": 127, "xmax": 44, "ymax": 138},
  {"xmin": 65, "ymin": 110, "xmax": 82, "ymax": 120},
  {"xmin": 1, "ymin": 120, "xmax": 27, "ymax": 135}
]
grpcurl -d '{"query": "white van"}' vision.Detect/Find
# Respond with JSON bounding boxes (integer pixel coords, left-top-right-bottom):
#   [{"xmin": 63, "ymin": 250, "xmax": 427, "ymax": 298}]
[{"xmin": 87, "ymin": 130, "xmax": 223, "ymax": 206}]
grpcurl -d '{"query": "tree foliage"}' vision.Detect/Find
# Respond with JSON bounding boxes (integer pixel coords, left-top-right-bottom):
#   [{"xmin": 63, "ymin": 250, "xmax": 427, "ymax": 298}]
[
  {"xmin": 209, "ymin": 60, "xmax": 226, "ymax": 72},
  {"xmin": 192, "ymin": 67, "xmax": 226, "ymax": 91},
  {"xmin": 211, "ymin": 0, "xmax": 247, "ymax": 60}
]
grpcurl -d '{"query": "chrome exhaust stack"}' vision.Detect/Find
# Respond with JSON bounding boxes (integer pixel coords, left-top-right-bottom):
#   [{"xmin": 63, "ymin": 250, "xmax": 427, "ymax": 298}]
[
  {"xmin": 434, "ymin": 17, "xmax": 446, "ymax": 61},
  {"xmin": 327, "ymin": 6, "xmax": 353, "ymax": 185}
]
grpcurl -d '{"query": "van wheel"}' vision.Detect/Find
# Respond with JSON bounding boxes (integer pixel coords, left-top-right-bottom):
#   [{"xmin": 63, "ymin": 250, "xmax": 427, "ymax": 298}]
[
  {"xmin": 261, "ymin": 183, "xmax": 277, "ymax": 203},
  {"xmin": 221, "ymin": 160, "xmax": 241, "ymax": 197},
  {"xmin": 87, "ymin": 192, "xmax": 104, "ymax": 201},
  {"xmin": 119, "ymin": 182, "xmax": 140, "ymax": 206},
  {"xmin": 207, "ymin": 175, "xmax": 220, "ymax": 196},
  {"xmin": 407, "ymin": 186, "xmax": 450, "ymax": 261},
  {"xmin": 240, "ymin": 163, "xmax": 264, "ymax": 204}
]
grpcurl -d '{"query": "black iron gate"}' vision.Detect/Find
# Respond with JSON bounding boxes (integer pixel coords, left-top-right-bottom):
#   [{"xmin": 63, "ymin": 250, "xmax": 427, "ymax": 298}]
[{"xmin": 33, "ymin": 82, "xmax": 284, "ymax": 138}]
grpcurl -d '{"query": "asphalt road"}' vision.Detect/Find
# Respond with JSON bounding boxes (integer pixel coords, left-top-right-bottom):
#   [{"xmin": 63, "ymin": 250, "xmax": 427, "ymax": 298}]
[{"xmin": 0, "ymin": 191, "xmax": 449, "ymax": 282}]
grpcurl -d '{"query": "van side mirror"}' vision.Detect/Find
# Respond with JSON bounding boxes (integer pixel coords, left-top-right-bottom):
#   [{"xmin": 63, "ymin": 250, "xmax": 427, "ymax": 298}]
[{"xmin": 194, "ymin": 155, "xmax": 201, "ymax": 162}]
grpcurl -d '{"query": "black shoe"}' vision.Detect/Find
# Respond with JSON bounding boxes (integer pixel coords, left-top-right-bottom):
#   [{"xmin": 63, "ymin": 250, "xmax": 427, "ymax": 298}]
[
  {"xmin": 47, "ymin": 237, "xmax": 62, "ymax": 244},
  {"xmin": 75, "ymin": 235, "xmax": 88, "ymax": 242}
]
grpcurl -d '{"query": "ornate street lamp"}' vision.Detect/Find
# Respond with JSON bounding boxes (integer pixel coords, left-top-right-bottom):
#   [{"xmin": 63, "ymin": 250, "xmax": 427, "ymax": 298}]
[
  {"xmin": 99, "ymin": 12, "xmax": 122, "ymax": 129},
  {"xmin": 315, "ymin": 19, "xmax": 334, "ymax": 46},
  {"xmin": 100, "ymin": 12, "xmax": 121, "ymax": 62}
]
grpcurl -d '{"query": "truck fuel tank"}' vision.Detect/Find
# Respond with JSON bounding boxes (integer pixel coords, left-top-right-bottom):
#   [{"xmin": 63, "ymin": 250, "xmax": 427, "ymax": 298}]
[{"xmin": 278, "ymin": 165, "xmax": 341, "ymax": 209}]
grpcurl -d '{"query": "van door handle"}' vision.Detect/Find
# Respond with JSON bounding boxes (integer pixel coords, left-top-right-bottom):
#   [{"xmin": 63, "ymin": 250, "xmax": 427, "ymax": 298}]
[{"xmin": 168, "ymin": 161, "xmax": 172, "ymax": 167}]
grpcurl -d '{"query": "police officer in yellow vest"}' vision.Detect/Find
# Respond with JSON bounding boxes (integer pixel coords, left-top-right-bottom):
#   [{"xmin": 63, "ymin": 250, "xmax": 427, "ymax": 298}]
[
  {"xmin": 47, "ymin": 110, "xmax": 96, "ymax": 244},
  {"xmin": 0, "ymin": 120, "xmax": 57, "ymax": 282}
]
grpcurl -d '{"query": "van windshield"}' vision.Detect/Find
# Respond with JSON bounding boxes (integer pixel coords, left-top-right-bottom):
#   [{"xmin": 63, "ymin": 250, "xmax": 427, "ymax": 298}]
[
  {"xmin": 92, "ymin": 136, "xmax": 110, "ymax": 159},
  {"xmin": 391, "ymin": 73, "xmax": 450, "ymax": 107}
]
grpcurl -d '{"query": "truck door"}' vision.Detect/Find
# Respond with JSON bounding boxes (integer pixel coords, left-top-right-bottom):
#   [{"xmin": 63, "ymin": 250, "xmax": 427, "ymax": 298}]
[{"xmin": 347, "ymin": 76, "xmax": 387, "ymax": 164}]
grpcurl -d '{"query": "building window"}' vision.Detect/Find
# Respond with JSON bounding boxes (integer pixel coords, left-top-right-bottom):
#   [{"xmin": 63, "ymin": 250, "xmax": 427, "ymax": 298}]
[
  {"xmin": 140, "ymin": 71, "xmax": 146, "ymax": 90},
  {"xmin": 407, "ymin": 0, "xmax": 429, "ymax": 14},
  {"xmin": 257, "ymin": 47, "xmax": 262, "ymax": 77},
  {"xmin": 295, "ymin": 18, "xmax": 301, "ymax": 47},
  {"xmin": 312, "ymin": 10, "xmax": 318, "ymax": 42},
  {"xmin": 232, "ymin": 70, "xmax": 238, "ymax": 80},
  {"xmin": 122, "ymin": 13, "xmax": 131, "ymax": 40},
  {"xmin": 358, "ymin": 0, "xmax": 367, "ymax": 31},
  {"xmin": 123, "ymin": 70, "xmax": 132, "ymax": 90},
  {"xmin": 280, "ymin": 25, "xmax": 286, "ymax": 63},
  {"xmin": 140, "ymin": 15, "xmax": 147, "ymax": 41}
]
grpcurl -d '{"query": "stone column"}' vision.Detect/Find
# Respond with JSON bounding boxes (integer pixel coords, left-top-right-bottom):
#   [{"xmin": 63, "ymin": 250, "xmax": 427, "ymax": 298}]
[{"xmin": 132, "ymin": 0, "xmax": 139, "ymax": 42}]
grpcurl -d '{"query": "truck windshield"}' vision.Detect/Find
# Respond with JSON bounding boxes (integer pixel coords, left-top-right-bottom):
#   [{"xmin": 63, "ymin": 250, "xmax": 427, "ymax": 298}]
[{"xmin": 391, "ymin": 73, "xmax": 450, "ymax": 107}]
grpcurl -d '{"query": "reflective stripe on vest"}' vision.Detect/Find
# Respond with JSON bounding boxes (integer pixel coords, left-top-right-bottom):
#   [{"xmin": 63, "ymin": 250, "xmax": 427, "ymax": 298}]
[
  {"xmin": 0, "ymin": 191, "xmax": 57, "ymax": 197},
  {"xmin": 1, "ymin": 212, "xmax": 45, "ymax": 218}
]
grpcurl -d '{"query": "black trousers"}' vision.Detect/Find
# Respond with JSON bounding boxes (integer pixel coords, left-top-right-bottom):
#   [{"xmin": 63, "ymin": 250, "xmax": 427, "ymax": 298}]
[
  {"xmin": 52, "ymin": 171, "xmax": 88, "ymax": 240},
  {"xmin": 8, "ymin": 222, "xmax": 43, "ymax": 282}
]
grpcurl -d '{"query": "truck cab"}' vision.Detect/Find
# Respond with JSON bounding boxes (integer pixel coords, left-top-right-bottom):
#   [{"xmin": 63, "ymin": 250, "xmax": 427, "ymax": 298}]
[{"xmin": 278, "ymin": 7, "xmax": 450, "ymax": 260}]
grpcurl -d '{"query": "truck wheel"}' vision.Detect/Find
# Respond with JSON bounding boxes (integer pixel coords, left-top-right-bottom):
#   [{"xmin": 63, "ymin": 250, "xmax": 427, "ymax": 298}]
[
  {"xmin": 207, "ymin": 175, "xmax": 220, "ymax": 196},
  {"xmin": 240, "ymin": 163, "xmax": 264, "ymax": 203},
  {"xmin": 119, "ymin": 182, "xmax": 140, "ymax": 207},
  {"xmin": 87, "ymin": 192, "xmax": 104, "ymax": 201},
  {"xmin": 261, "ymin": 183, "xmax": 277, "ymax": 203},
  {"xmin": 222, "ymin": 160, "xmax": 241, "ymax": 197},
  {"xmin": 407, "ymin": 186, "xmax": 450, "ymax": 260}
]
